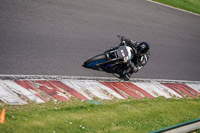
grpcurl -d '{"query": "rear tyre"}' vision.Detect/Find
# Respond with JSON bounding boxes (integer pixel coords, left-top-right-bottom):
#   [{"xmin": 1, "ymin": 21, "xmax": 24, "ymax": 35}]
[{"xmin": 84, "ymin": 54, "xmax": 106, "ymax": 67}]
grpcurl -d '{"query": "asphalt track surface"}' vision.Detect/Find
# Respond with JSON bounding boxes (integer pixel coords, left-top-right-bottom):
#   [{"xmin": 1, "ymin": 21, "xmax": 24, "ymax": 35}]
[{"xmin": 0, "ymin": 0, "xmax": 200, "ymax": 81}]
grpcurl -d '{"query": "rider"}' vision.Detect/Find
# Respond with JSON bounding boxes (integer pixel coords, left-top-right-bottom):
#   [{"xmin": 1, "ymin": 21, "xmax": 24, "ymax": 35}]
[{"xmin": 118, "ymin": 36, "xmax": 150, "ymax": 80}]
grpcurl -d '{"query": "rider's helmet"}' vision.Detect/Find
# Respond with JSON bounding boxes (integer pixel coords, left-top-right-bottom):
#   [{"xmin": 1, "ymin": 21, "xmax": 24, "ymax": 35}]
[{"xmin": 137, "ymin": 42, "xmax": 150, "ymax": 55}]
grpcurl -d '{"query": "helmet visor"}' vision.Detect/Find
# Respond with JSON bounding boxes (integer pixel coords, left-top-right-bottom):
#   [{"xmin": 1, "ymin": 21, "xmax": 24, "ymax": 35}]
[{"xmin": 139, "ymin": 48, "xmax": 148, "ymax": 55}]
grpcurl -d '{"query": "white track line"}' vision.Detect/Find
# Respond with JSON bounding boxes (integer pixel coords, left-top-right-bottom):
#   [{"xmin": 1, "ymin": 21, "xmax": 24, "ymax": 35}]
[
  {"xmin": 0, "ymin": 74, "xmax": 199, "ymax": 84},
  {"xmin": 147, "ymin": 0, "xmax": 200, "ymax": 17}
]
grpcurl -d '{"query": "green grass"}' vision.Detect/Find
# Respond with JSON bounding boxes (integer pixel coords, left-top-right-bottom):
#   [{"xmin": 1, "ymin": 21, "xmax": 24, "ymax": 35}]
[
  {"xmin": 0, "ymin": 97, "xmax": 200, "ymax": 133},
  {"xmin": 153, "ymin": 0, "xmax": 200, "ymax": 14}
]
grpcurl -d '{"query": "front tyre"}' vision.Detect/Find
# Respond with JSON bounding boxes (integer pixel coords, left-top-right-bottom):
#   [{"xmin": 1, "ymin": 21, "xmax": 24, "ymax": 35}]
[{"xmin": 84, "ymin": 54, "xmax": 106, "ymax": 67}]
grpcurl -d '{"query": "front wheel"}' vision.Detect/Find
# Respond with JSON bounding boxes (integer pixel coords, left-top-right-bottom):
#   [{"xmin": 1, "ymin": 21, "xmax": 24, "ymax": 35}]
[{"xmin": 84, "ymin": 54, "xmax": 107, "ymax": 67}]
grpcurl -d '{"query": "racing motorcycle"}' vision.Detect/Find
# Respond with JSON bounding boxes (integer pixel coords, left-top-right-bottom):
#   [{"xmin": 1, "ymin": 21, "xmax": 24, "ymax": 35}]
[{"xmin": 83, "ymin": 36, "xmax": 134, "ymax": 75}]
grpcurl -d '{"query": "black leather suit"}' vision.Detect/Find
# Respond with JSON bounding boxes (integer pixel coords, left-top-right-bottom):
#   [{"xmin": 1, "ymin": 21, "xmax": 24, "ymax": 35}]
[{"xmin": 119, "ymin": 38, "xmax": 150, "ymax": 79}]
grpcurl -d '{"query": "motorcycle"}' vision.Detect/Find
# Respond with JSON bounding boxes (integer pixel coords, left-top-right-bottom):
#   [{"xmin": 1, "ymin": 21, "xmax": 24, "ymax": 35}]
[{"xmin": 83, "ymin": 35, "xmax": 134, "ymax": 78}]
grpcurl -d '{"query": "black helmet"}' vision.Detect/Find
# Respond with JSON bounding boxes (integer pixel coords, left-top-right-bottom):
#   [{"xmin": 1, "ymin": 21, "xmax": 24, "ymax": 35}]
[{"xmin": 137, "ymin": 42, "xmax": 150, "ymax": 55}]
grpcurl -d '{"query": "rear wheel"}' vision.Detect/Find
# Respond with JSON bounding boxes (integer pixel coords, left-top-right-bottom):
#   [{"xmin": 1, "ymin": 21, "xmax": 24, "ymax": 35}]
[{"xmin": 84, "ymin": 54, "xmax": 107, "ymax": 67}]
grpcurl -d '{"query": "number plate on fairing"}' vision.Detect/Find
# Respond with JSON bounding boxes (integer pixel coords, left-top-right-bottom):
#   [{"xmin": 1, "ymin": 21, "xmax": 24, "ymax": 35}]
[{"xmin": 117, "ymin": 46, "xmax": 128, "ymax": 58}]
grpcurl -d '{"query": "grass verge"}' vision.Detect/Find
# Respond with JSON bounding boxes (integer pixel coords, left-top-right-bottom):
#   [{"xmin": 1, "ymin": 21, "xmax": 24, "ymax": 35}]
[
  {"xmin": 0, "ymin": 97, "xmax": 200, "ymax": 133},
  {"xmin": 152, "ymin": 0, "xmax": 200, "ymax": 15}
]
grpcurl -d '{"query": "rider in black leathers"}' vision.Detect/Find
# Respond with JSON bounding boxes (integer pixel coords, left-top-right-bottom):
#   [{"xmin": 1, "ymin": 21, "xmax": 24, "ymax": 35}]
[{"xmin": 118, "ymin": 36, "xmax": 150, "ymax": 80}]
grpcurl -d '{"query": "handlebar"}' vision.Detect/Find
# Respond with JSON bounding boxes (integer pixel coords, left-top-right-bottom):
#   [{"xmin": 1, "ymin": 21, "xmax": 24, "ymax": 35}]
[
  {"xmin": 117, "ymin": 35, "xmax": 127, "ymax": 46},
  {"xmin": 117, "ymin": 35, "xmax": 125, "ymax": 42}
]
